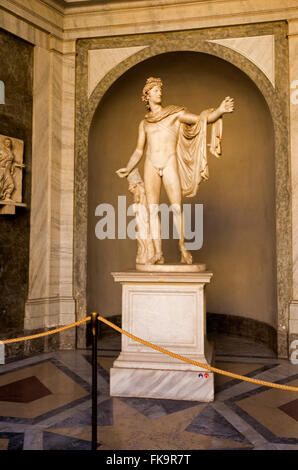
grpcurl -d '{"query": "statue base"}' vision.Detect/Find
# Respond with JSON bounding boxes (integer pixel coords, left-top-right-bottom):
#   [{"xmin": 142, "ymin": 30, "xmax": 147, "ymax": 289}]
[
  {"xmin": 136, "ymin": 263, "xmax": 206, "ymax": 272},
  {"xmin": 110, "ymin": 270, "xmax": 214, "ymax": 402}
]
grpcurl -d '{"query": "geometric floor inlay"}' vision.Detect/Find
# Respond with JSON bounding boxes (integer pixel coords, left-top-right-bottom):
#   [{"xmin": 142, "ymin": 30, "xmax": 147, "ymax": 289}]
[
  {"xmin": 185, "ymin": 404, "xmax": 251, "ymax": 444},
  {"xmin": 0, "ymin": 438, "xmax": 9, "ymax": 450},
  {"xmin": 45, "ymin": 398, "xmax": 253, "ymax": 450},
  {"xmin": 0, "ymin": 376, "xmax": 52, "ymax": 403},
  {"xmin": 0, "ymin": 433, "xmax": 24, "ymax": 450},
  {"xmin": 0, "ymin": 334, "xmax": 297, "ymax": 451},
  {"xmin": 0, "ymin": 360, "xmax": 89, "ymax": 420},
  {"xmin": 279, "ymin": 399, "xmax": 298, "ymax": 422},
  {"xmin": 214, "ymin": 362, "xmax": 278, "ymax": 391}
]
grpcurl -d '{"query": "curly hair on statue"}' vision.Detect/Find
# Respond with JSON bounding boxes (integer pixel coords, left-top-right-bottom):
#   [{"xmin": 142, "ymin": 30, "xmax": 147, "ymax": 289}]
[{"xmin": 142, "ymin": 77, "xmax": 163, "ymax": 110}]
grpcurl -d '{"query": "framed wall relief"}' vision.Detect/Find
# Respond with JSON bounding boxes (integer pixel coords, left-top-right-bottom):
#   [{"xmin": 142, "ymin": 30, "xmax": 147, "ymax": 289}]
[{"xmin": 0, "ymin": 134, "xmax": 26, "ymax": 215}]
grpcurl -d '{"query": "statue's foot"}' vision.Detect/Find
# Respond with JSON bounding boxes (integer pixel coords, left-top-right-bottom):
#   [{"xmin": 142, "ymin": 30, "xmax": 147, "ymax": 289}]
[
  {"xmin": 180, "ymin": 247, "xmax": 192, "ymax": 265},
  {"xmin": 149, "ymin": 252, "xmax": 165, "ymax": 265},
  {"xmin": 156, "ymin": 254, "xmax": 165, "ymax": 265}
]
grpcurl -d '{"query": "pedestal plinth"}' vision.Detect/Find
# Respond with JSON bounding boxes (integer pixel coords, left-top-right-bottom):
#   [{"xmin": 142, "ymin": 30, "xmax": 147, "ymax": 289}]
[{"xmin": 110, "ymin": 269, "xmax": 214, "ymax": 402}]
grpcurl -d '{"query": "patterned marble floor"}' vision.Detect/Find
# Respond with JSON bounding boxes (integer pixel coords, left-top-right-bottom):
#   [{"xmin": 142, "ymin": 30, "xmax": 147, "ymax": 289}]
[{"xmin": 0, "ymin": 333, "xmax": 297, "ymax": 451}]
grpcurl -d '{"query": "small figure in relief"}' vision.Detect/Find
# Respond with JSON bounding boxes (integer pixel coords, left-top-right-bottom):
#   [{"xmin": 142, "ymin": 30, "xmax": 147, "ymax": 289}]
[{"xmin": 0, "ymin": 137, "xmax": 17, "ymax": 201}]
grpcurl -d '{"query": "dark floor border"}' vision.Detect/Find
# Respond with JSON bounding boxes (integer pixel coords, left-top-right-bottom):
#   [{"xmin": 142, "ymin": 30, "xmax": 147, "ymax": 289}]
[
  {"xmin": 2, "ymin": 328, "xmax": 76, "ymax": 361},
  {"xmin": 207, "ymin": 313, "xmax": 277, "ymax": 355},
  {"xmin": 214, "ymin": 363, "xmax": 279, "ymax": 393}
]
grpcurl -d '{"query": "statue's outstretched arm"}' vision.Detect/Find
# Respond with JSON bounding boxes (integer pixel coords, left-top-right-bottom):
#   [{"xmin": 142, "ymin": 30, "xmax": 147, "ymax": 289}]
[
  {"xmin": 116, "ymin": 120, "xmax": 146, "ymax": 178},
  {"xmin": 179, "ymin": 97, "xmax": 234, "ymax": 125},
  {"xmin": 179, "ymin": 110, "xmax": 200, "ymax": 125},
  {"xmin": 207, "ymin": 96, "xmax": 234, "ymax": 123}
]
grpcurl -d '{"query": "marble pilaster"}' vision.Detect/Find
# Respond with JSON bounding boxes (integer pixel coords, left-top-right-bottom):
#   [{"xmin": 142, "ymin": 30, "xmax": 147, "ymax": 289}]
[
  {"xmin": 289, "ymin": 19, "xmax": 298, "ymax": 349},
  {"xmin": 24, "ymin": 44, "xmax": 76, "ymax": 337},
  {"xmin": 59, "ymin": 47, "xmax": 76, "ymax": 301}
]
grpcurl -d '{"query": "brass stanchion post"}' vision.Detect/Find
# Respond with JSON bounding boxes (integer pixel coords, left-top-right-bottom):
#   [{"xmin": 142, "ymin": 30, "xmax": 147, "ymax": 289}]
[{"xmin": 91, "ymin": 312, "xmax": 99, "ymax": 451}]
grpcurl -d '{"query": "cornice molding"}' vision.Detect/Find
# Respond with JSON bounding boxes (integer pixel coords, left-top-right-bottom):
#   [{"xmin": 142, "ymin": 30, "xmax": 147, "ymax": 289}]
[
  {"xmin": 1, "ymin": 0, "xmax": 64, "ymax": 39},
  {"xmin": 1, "ymin": 0, "xmax": 298, "ymax": 44},
  {"xmin": 43, "ymin": 0, "xmax": 298, "ymax": 15}
]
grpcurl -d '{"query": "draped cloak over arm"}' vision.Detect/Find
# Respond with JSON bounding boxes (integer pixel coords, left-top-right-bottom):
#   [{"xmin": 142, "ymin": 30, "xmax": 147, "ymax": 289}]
[{"xmin": 177, "ymin": 109, "xmax": 223, "ymax": 198}]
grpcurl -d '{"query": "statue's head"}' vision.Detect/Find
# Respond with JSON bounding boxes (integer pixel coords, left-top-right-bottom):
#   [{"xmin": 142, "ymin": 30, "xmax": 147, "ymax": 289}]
[
  {"xmin": 142, "ymin": 77, "xmax": 163, "ymax": 110},
  {"xmin": 4, "ymin": 138, "xmax": 12, "ymax": 149}
]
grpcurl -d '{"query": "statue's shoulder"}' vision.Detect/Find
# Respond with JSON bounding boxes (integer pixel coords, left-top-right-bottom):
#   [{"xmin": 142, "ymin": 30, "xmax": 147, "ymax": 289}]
[
  {"xmin": 145, "ymin": 105, "xmax": 184, "ymax": 123},
  {"xmin": 164, "ymin": 105, "xmax": 184, "ymax": 115}
]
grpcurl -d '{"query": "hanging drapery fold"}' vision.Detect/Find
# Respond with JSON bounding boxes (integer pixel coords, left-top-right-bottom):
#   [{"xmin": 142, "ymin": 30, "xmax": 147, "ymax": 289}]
[{"xmin": 177, "ymin": 109, "xmax": 223, "ymax": 198}]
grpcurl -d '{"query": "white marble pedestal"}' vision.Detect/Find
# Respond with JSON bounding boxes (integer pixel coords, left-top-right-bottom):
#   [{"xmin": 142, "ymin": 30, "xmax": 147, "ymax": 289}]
[{"xmin": 110, "ymin": 270, "xmax": 214, "ymax": 402}]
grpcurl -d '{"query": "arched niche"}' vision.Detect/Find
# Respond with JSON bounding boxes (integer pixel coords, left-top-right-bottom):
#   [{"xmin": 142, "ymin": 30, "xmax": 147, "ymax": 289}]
[{"xmin": 75, "ymin": 24, "xmax": 290, "ymax": 356}]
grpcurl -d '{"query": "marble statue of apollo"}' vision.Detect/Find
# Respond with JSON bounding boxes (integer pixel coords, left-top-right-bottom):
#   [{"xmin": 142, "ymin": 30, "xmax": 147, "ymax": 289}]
[{"xmin": 116, "ymin": 77, "xmax": 234, "ymax": 265}]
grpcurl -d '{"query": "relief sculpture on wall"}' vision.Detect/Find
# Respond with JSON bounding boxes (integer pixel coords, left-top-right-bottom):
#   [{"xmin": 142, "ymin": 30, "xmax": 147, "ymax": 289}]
[
  {"xmin": 0, "ymin": 134, "xmax": 26, "ymax": 215},
  {"xmin": 116, "ymin": 77, "xmax": 234, "ymax": 269}
]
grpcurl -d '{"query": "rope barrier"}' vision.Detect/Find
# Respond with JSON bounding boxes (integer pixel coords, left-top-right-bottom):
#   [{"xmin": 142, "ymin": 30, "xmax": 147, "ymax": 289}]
[
  {"xmin": 98, "ymin": 316, "xmax": 298, "ymax": 393},
  {"xmin": 1, "ymin": 317, "xmax": 91, "ymax": 344},
  {"xmin": 1, "ymin": 314, "xmax": 298, "ymax": 392}
]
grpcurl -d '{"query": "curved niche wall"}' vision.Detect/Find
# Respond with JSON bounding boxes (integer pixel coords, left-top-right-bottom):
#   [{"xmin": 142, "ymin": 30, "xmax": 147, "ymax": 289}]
[{"xmin": 87, "ymin": 51, "xmax": 276, "ymax": 337}]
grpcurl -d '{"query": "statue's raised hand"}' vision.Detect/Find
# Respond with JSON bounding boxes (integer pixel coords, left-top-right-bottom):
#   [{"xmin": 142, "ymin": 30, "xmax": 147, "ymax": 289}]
[
  {"xmin": 219, "ymin": 96, "xmax": 234, "ymax": 114},
  {"xmin": 116, "ymin": 168, "xmax": 130, "ymax": 178}
]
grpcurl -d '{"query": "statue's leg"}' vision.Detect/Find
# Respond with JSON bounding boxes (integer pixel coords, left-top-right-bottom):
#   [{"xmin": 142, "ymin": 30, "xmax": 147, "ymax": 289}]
[
  {"xmin": 0, "ymin": 172, "xmax": 4, "ymax": 198},
  {"xmin": 144, "ymin": 159, "xmax": 164, "ymax": 264},
  {"xmin": 3, "ymin": 171, "xmax": 15, "ymax": 200},
  {"xmin": 162, "ymin": 163, "xmax": 192, "ymax": 265}
]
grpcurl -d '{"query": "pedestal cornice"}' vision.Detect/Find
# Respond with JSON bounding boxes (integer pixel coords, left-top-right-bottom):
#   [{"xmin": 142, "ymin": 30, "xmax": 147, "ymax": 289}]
[{"xmin": 111, "ymin": 270, "xmax": 213, "ymax": 284}]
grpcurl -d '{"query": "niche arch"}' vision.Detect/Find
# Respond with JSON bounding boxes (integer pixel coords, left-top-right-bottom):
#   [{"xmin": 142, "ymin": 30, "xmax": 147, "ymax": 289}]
[{"xmin": 75, "ymin": 25, "xmax": 290, "ymax": 356}]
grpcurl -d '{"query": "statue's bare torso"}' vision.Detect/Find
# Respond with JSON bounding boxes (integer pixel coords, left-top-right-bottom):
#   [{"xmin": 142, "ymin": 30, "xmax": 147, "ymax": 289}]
[{"xmin": 143, "ymin": 112, "xmax": 182, "ymax": 174}]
